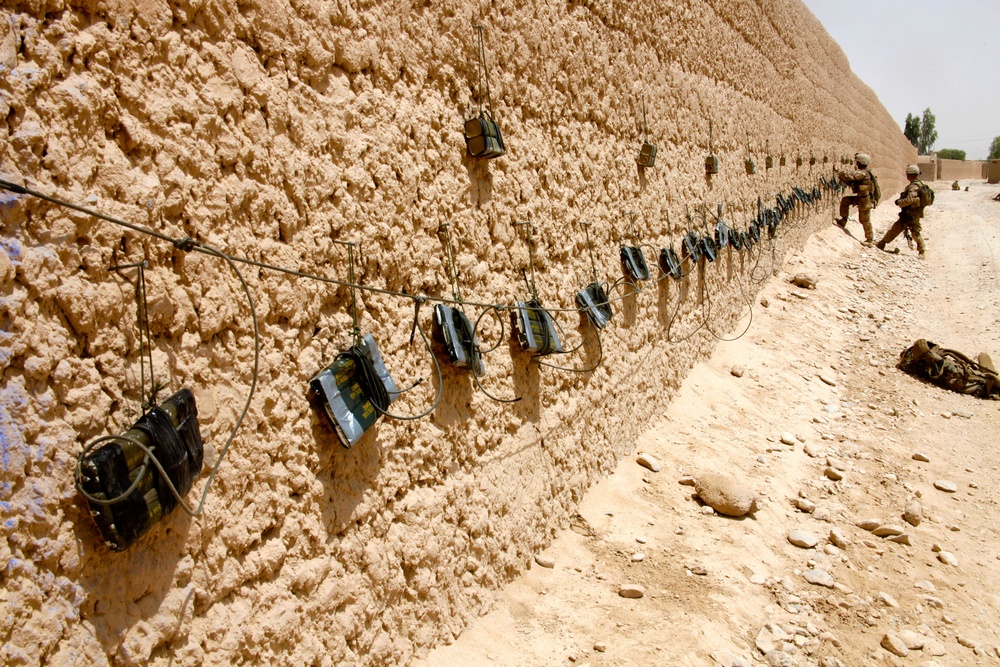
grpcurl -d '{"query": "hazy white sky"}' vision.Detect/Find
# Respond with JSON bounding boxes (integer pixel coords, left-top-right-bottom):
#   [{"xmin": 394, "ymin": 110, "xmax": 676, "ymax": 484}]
[{"xmin": 802, "ymin": 0, "xmax": 1000, "ymax": 159}]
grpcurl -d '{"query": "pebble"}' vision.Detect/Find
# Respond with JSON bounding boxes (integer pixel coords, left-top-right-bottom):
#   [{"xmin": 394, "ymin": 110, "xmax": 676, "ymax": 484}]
[
  {"xmin": 710, "ymin": 651, "xmax": 749, "ymax": 667},
  {"xmin": 780, "ymin": 432, "xmax": 797, "ymax": 446},
  {"xmin": 829, "ymin": 528, "xmax": 849, "ymax": 548},
  {"xmin": 923, "ymin": 638, "xmax": 947, "ymax": 656},
  {"xmin": 881, "ymin": 633, "xmax": 910, "ymax": 657},
  {"xmin": 701, "ymin": 505, "xmax": 716, "ymax": 515},
  {"xmin": 912, "ymin": 451, "xmax": 931, "ymax": 462},
  {"xmin": 635, "ymin": 536, "xmax": 647, "ymax": 544},
  {"xmin": 750, "ymin": 574, "xmax": 767, "ymax": 585},
  {"xmin": 914, "ymin": 580, "xmax": 937, "ymax": 592},
  {"xmin": 678, "ymin": 476, "xmax": 696, "ymax": 486},
  {"xmin": 933, "ymin": 480, "xmax": 958, "ymax": 493},
  {"xmin": 803, "ymin": 569, "xmax": 835, "ymax": 588},
  {"xmin": 593, "ymin": 642, "xmax": 607, "ymax": 653},
  {"xmin": 803, "ymin": 443, "xmax": 822, "ymax": 458},
  {"xmin": 636, "ymin": 452, "xmax": 661, "ymax": 472},
  {"xmin": 903, "ymin": 500, "xmax": 923, "ymax": 526},
  {"xmin": 631, "ymin": 553, "xmax": 645, "ymax": 562},
  {"xmin": 823, "ymin": 403, "xmax": 840, "ymax": 413},
  {"xmin": 872, "ymin": 524, "xmax": 904, "ymax": 537},
  {"xmin": 756, "ymin": 624, "xmax": 791, "ymax": 654},
  {"xmin": 813, "ymin": 507, "xmax": 832, "ymax": 522},
  {"xmin": 618, "ymin": 584, "xmax": 645, "ymax": 598},
  {"xmin": 690, "ymin": 564, "xmax": 708, "ymax": 576},
  {"xmin": 795, "ymin": 498, "xmax": 816, "ymax": 513},
  {"xmin": 876, "ymin": 592, "xmax": 899, "ymax": 608},
  {"xmin": 788, "ymin": 530, "xmax": 819, "ymax": 548},
  {"xmin": 534, "ymin": 555, "xmax": 555, "ymax": 569},
  {"xmin": 763, "ymin": 650, "xmax": 796, "ymax": 667},
  {"xmin": 818, "ymin": 372, "xmax": 837, "ymax": 386},
  {"xmin": 898, "ymin": 629, "xmax": 926, "ymax": 650},
  {"xmin": 957, "ymin": 636, "xmax": 976, "ymax": 648},
  {"xmin": 694, "ymin": 472, "xmax": 760, "ymax": 517},
  {"xmin": 888, "ymin": 534, "xmax": 911, "ymax": 546},
  {"xmin": 731, "ymin": 365, "xmax": 746, "ymax": 378},
  {"xmin": 824, "ymin": 467, "xmax": 843, "ymax": 481},
  {"xmin": 937, "ymin": 551, "xmax": 958, "ymax": 566},
  {"xmin": 856, "ymin": 518, "xmax": 881, "ymax": 531},
  {"xmin": 823, "ymin": 544, "xmax": 840, "ymax": 556}
]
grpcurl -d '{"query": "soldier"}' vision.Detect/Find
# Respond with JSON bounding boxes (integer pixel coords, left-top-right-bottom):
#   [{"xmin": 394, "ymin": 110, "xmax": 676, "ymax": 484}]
[
  {"xmin": 834, "ymin": 153, "xmax": 876, "ymax": 246},
  {"xmin": 876, "ymin": 164, "xmax": 927, "ymax": 258}
]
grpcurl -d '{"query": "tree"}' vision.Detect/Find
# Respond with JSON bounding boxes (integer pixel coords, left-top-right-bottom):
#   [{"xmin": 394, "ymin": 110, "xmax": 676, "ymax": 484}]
[
  {"xmin": 903, "ymin": 113, "xmax": 920, "ymax": 148},
  {"xmin": 918, "ymin": 108, "xmax": 937, "ymax": 155},
  {"xmin": 989, "ymin": 136, "xmax": 1000, "ymax": 161},
  {"xmin": 937, "ymin": 149, "xmax": 966, "ymax": 160}
]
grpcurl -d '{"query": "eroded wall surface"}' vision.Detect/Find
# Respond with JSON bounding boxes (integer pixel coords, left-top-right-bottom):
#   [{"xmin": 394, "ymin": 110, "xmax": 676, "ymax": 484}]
[
  {"xmin": 938, "ymin": 158, "xmax": 984, "ymax": 182},
  {"xmin": 0, "ymin": 0, "xmax": 914, "ymax": 665}
]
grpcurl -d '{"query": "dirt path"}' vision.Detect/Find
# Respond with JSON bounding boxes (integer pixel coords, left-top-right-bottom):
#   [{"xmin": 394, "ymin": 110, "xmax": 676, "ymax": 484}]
[{"xmin": 419, "ymin": 182, "xmax": 1000, "ymax": 667}]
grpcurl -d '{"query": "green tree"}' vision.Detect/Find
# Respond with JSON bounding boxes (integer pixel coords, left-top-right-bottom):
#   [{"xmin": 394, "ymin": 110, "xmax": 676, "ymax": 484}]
[
  {"xmin": 903, "ymin": 113, "xmax": 920, "ymax": 148},
  {"xmin": 937, "ymin": 148, "xmax": 966, "ymax": 160},
  {"xmin": 989, "ymin": 136, "xmax": 1000, "ymax": 160},
  {"xmin": 918, "ymin": 108, "xmax": 937, "ymax": 155}
]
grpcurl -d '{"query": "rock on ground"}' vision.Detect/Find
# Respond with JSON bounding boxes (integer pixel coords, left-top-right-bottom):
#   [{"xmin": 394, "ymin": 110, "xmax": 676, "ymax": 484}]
[
  {"xmin": 881, "ymin": 633, "xmax": 910, "ymax": 657},
  {"xmin": 694, "ymin": 472, "xmax": 760, "ymax": 517}
]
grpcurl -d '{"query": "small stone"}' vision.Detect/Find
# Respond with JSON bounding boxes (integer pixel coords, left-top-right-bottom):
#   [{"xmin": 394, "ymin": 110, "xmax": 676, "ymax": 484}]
[
  {"xmin": 678, "ymin": 475, "xmax": 696, "ymax": 486},
  {"xmin": 856, "ymin": 518, "xmax": 881, "ymax": 531},
  {"xmin": 701, "ymin": 505, "xmax": 716, "ymax": 515},
  {"xmin": 931, "ymin": 542, "xmax": 943, "ymax": 552},
  {"xmin": 823, "ymin": 544, "xmax": 840, "ymax": 556},
  {"xmin": 933, "ymin": 480, "xmax": 958, "ymax": 493},
  {"xmin": 876, "ymin": 592, "xmax": 898, "ymax": 608},
  {"xmin": 791, "ymin": 273, "xmax": 817, "ymax": 290},
  {"xmin": 820, "ymin": 631, "xmax": 840, "ymax": 646},
  {"xmin": 636, "ymin": 452, "xmax": 661, "ymax": 472},
  {"xmin": 795, "ymin": 497, "xmax": 816, "ymax": 513},
  {"xmin": 947, "ymin": 524, "xmax": 960, "ymax": 532},
  {"xmin": 898, "ymin": 629, "xmax": 926, "ymax": 650},
  {"xmin": 618, "ymin": 584, "xmax": 644, "ymax": 598},
  {"xmin": 593, "ymin": 642, "xmax": 607, "ymax": 653},
  {"xmin": 881, "ymin": 633, "xmax": 910, "ymax": 657},
  {"xmin": 872, "ymin": 524, "xmax": 904, "ymax": 537},
  {"xmin": 923, "ymin": 596, "xmax": 944, "ymax": 608},
  {"xmin": 903, "ymin": 500, "xmax": 923, "ymax": 526},
  {"xmin": 788, "ymin": 530, "xmax": 819, "ymax": 549},
  {"xmin": 690, "ymin": 564, "xmax": 708, "ymax": 576},
  {"xmin": 760, "ymin": 298, "xmax": 769, "ymax": 308},
  {"xmin": 824, "ymin": 467, "xmax": 843, "ymax": 481},
  {"xmin": 937, "ymin": 551, "xmax": 958, "ymax": 566},
  {"xmin": 534, "ymin": 555, "xmax": 555, "ymax": 568},
  {"xmin": 813, "ymin": 507, "xmax": 832, "ymax": 522},
  {"xmin": 635, "ymin": 536, "xmax": 647, "ymax": 544},
  {"xmin": 763, "ymin": 650, "xmax": 796, "ymax": 667},
  {"xmin": 750, "ymin": 573, "xmax": 767, "ymax": 585},
  {"xmin": 957, "ymin": 636, "xmax": 976, "ymax": 649},
  {"xmin": 694, "ymin": 472, "xmax": 760, "ymax": 517},
  {"xmin": 803, "ymin": 569, "xmax": 835, "ymax": 588},
  {"xmin": 829, "ymin": 528, "xmax": 849, "ymax": 548},
  {"xmin": 818, "ymin": 659, "xmax": 843, "ymax": 667},
  {"xmin": 731, "ymin": 365, "xmax": 746, "ymax": 378},
  {"xmin": 780, "ymin": 432, "xmax": 797, "ymax": 446},
  {"xmin": 711, "ymin": 651, "xmax": 749, "ymax": 667},
  {"xmin": 887, "ymin": 534, "xmax": 911, "ymax": 546},
  {"xmin": 912, "ymin": 451, "xmax": 930, "ymax": 462},
  {"xmin": 923, "ymin": 638, "xmax": 947, "ymax": 655},
  {"xmin": 803, "ymin": 443, "xmax": 822, "ymax": 458},
  {"xmin": 818, "ymin": 372, "xmax": 837, "ymax": 386},
  {"xmin": 914, "ymin": 580, "xmax": 936, "ymax": 592},
  {"xmin": 631, "ymin": 552, "xmax": 645, "ymax": 562}
]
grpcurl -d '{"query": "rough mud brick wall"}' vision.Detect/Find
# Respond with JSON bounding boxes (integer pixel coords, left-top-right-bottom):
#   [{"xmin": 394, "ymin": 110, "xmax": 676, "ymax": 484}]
[
  {"xmin": 937, "ymin": 158, "xmax": 984, "ymax": 182},
  {"xmin": 0, "ymin": 0, "xmax": 915, "ymax": 665}
]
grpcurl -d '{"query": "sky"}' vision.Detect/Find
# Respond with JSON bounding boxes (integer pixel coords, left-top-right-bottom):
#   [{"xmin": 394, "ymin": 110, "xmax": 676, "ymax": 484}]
[{"xmin": 801, "ymin": 0, "xmax": 1000, "ymax": 160}]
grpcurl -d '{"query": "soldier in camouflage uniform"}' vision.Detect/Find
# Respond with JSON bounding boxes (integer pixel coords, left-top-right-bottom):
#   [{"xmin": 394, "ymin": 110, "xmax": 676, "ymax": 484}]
[
  {"xmin": 876, "ymin": 164, "xmax": 926, "ymax": 258},
  {"xmin": 834, "ymin": 152, "xmax": 876, "ymax": 246}
]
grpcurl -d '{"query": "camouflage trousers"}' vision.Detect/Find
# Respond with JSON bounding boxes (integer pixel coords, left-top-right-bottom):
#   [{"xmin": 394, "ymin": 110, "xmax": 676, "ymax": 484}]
[
  {"xmin": 878, "ymin": 213, "xmax": 925, "ymax": 254},
  {"xmin": 839, "ymin": 195, "xmax": 873, "ymax": 243}
]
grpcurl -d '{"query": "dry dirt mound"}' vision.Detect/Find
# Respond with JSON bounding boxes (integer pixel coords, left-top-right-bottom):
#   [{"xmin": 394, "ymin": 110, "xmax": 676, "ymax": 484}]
[{"xmin": 421, "ymin": 185, "xmax": 1000, "ymax": 666}]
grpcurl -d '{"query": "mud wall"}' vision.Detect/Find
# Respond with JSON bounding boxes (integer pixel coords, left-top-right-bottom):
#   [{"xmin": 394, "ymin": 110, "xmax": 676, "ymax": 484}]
[
  {"xmin": 0, "ymin": 0, "xmax": 915, "ymax": 665},
  {"xmin": 937, "ymin": 158, "xmax": 985, "ymax": 182}
]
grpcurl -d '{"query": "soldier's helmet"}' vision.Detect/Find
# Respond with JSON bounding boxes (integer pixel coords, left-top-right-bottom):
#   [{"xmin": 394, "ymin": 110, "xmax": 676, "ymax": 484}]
[
  {"xmin": 906, "ymin": 165, "xmax": 920, "ymax": 175},
  {"xmin": 854, "ymin": 153, "xmax": 871, "ymax": 166}
]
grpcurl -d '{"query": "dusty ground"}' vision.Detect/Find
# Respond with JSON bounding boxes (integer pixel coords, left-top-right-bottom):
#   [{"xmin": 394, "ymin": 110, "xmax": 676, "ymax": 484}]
[{"xmin": 419, "ymin": 182, "xmax": 1000, "ymax": 667}]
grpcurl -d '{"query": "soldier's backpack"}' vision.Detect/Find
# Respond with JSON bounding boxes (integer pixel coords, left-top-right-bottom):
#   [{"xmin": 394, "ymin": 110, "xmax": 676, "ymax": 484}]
[
  {"xmin": 868, "ymin": 170, "xmax": 881, "ymax": 208},
  {"xmin": 898, "ymin": 339, "xmax": 999, "ymax": 400},
  {"xmin": 916, "ymin": 180, "xmax": 935, "ymax": 207}
]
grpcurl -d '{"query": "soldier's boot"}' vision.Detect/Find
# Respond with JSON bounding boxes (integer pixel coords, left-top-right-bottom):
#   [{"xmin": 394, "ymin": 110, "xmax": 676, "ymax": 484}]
[
  {"xmin": 862, "ymin": 240, "xmax": 874, "ymax": 247},
  {"xmin": 875, "ymin": 241, "xmax": 886, "ymax": 251}
]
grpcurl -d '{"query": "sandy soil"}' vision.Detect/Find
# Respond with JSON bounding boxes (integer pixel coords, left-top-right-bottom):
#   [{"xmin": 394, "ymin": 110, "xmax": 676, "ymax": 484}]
[{"xmin": 419, "ymin": 181, "xmax": 1000, "ymax": 667}]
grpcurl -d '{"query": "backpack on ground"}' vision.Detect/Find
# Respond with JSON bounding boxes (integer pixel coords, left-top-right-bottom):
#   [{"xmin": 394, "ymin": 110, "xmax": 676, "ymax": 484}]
[
  {"xmin": 869, "ymin": 170, "xmax": 881, "ymax": 208},
  {"xmin": 916, "ymin": 180, "xmax": 935, "ymax": 207},
  {"xmin": 898, "ymin": 339, "xmax": 999, "ymax": 400}
]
